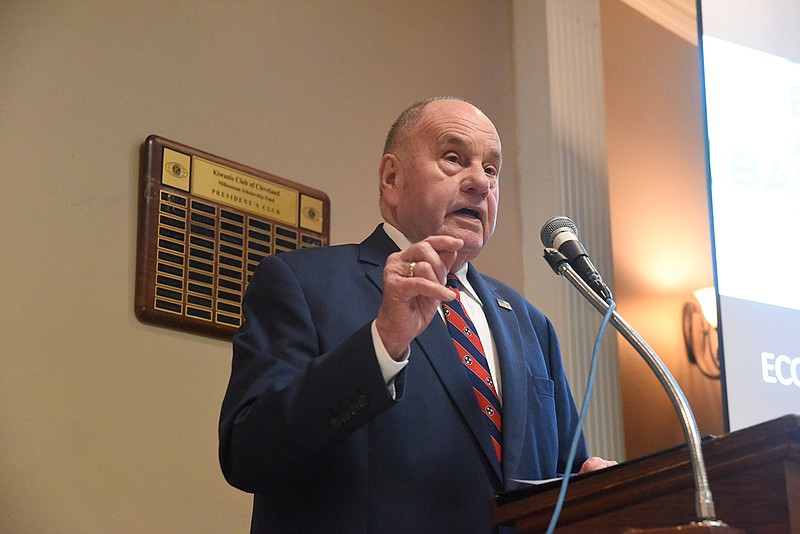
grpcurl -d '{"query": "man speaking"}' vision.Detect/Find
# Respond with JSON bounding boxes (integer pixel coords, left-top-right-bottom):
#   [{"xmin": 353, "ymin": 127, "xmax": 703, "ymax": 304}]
[{"xmin": 219, "ymin": 97, "xmax": 614, "ymax": 533}]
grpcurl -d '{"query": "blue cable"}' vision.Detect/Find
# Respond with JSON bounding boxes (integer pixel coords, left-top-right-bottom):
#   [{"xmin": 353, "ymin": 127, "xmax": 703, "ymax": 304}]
[{"xmin": 545, "ymin": 298, "xmax": 616, "ymax": 534}]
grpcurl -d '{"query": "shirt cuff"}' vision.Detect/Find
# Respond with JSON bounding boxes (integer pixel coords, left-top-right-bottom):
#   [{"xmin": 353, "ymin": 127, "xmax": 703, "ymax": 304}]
[{"xmin": 371, "ymin": 320, "xmax": 410, "ymax": 398}]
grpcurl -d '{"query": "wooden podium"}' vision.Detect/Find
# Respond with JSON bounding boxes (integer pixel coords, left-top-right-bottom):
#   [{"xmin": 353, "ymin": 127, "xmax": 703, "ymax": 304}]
[{"xmin": 492, "ymin": 415, "xmax": 800, "ymax": 533}]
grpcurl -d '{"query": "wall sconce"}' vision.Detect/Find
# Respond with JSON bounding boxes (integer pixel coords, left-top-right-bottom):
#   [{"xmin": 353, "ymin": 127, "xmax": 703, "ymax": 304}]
[{"xmin": 682, "ymin": 286, "xmax": 720, "ymax": 379}]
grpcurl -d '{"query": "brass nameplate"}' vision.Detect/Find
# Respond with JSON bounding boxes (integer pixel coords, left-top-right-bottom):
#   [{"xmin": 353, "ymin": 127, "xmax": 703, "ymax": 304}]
[
  {"xmin": 192, "ymin": 156, "xmax": 299, "ymax": 226},
  {"xmin": 135, "ymin": 135, "xmax": 330, "ymax": 339}
]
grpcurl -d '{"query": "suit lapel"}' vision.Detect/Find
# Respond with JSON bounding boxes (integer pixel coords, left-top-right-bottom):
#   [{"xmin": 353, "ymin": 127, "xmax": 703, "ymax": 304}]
[
  {"xmin": 413, "ymin": 319, "xmax": 504, "ymax": 482},
  {"xmin": 359, "ymin": 225, "xmax": 399, "ymax": 292},
  {"xmin": 413, "ymin": 266, "xmax": 530, "ymax": 484},
  {"xmin": 468, "ymin": 269, "xmax": 528, "ymax": 484}
]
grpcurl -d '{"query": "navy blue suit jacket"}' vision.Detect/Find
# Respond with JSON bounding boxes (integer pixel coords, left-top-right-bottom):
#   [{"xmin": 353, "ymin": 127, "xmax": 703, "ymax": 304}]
[{"xmin": 219, "ymin": 225, "xmax": 587, "ymax": 533}]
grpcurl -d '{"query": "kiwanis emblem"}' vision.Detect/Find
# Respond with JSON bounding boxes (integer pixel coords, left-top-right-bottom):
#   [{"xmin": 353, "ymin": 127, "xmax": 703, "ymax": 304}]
[
  {"xmin": 165, "ymin": 161, "xmax": 188, "ymax": 179},
  {"xmin": 302, "ymin": 205, "xmax": 321, "ymax": 223}
]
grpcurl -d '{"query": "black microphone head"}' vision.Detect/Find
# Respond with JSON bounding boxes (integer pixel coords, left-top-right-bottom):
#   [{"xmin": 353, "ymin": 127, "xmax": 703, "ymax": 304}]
[{"xmin": 540, "ymin": 216, "xmax": 578, "ymax": 248}]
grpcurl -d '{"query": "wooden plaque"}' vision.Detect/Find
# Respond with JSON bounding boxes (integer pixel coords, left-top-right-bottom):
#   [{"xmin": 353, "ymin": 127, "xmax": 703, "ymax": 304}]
[{"xmin": 135, "ymin": 135, "xmax": 330, "ymax": 339}]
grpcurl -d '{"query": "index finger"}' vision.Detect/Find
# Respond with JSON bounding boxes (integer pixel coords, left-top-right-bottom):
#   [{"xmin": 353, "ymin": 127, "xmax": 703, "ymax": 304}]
[
  {"xmin": 413, "ymin": 236, "xmax": 463, "ymax": 281},
  {"xmin": 419, "ymin": 235, "xmax": 464, "ymax": 253}
]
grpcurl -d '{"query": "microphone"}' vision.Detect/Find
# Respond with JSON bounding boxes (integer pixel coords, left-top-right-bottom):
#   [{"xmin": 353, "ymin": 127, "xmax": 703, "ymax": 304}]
[
  {"xmin": 539, "ymin": 218, "xmax": 721, "ymax": 526},
  {"xmin": 540, "ymin": 216, "xmax": 613, "ymax": 301}
]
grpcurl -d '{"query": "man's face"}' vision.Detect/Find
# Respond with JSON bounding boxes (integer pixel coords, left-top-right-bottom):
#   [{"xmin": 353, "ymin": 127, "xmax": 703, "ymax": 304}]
[{"xmin": 381, "ymin": 100, "xmax": 502, "ymax": 266}]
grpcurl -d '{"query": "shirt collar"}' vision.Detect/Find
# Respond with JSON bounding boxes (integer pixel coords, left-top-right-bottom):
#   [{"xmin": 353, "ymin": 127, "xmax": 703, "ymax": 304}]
[{"xmin": 382, "ymin": 222, "xmax": 414, "ymax": 252}]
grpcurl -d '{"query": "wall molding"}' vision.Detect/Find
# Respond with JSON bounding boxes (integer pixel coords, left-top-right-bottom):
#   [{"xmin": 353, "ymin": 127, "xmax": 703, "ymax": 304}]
[{"xmin": 619, "ymin": 0, "xmax": 698, "ymax": 45}]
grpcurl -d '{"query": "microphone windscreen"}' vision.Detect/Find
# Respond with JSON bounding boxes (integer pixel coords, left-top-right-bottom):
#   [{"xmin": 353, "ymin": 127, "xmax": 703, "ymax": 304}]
[{"xmin": 540, "ymin": 216, "xmax": 578, "ymax": 248}]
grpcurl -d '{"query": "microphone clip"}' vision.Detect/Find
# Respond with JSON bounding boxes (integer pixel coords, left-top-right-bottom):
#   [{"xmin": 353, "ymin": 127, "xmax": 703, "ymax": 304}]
[{"xmin": 543, "ymin": 248, "xmax": 570, "ymax": 275}]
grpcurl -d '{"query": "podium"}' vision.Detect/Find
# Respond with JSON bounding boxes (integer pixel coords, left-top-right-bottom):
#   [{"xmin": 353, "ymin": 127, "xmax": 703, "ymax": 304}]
[{"xmin": 492, "ymin": 415, "xmax": 800, "ymax": 533}]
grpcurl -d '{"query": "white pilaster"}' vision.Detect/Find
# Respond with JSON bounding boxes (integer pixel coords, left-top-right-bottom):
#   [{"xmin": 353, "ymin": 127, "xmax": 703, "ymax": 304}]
[{"xmin": 512, "ymin": 0, "xmax": 625, "ymax": 460}]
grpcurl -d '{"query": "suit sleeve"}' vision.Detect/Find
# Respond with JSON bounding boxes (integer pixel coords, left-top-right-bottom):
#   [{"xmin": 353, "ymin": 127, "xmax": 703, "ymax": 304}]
[{"xmin": 218, "ymin": 253, "xmax": 397, "ymax": 494}]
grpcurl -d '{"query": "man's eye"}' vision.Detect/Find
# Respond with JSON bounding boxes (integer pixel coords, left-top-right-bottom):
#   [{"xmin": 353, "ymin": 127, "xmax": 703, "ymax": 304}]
[
  {"xmin": 445, "ymin": 154, "xmax": 460, "ymax": 164},
  {"xmin": 485, "ymin": 166, "xmax": 498, "ymax": 176}
]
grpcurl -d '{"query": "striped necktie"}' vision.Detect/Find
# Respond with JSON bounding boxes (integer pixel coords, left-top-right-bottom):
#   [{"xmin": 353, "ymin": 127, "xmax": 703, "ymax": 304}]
[{"xmin": 443, "ymin": 273, "xmax": 502, "ymax": 463}]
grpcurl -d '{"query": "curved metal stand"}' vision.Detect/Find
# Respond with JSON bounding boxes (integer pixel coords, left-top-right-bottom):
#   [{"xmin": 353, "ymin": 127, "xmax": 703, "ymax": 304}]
[{"xmin": 546, "ymin": 251, "xmax": 721, "ymax": 524}]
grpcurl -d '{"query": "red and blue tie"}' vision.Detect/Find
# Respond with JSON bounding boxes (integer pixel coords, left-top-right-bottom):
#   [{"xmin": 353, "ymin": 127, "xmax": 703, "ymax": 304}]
[{"xmin": 443, "ymin": 273, "xmax": 503, "ymax": 463}]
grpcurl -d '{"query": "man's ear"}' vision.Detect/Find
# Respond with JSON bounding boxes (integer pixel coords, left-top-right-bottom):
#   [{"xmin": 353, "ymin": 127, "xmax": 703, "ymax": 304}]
[{"xmin": 379, "ymin": 153, "xmax": 401, "ymax": 204}]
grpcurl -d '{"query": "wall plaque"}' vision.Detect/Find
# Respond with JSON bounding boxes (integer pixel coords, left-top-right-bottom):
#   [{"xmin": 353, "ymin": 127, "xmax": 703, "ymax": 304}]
[{"xmin": 135, "ymin": 135, "xmax": 330, "ymax": 339}]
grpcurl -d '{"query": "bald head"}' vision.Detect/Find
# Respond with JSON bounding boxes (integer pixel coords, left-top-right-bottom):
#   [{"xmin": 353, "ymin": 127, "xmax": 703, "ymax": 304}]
[
  {"xmin": 378, "ymin": 98, "xmax": 501, "ymax": 268},
  {"xmin": 382, "ymin": 97, "xmax": 477, "ymax": 156}
]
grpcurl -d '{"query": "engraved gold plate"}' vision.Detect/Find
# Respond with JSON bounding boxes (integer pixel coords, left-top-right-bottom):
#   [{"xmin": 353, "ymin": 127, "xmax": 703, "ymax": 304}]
[{"xmin": 135, "ymin": 135, "xmax": 330, "ymax": 339}]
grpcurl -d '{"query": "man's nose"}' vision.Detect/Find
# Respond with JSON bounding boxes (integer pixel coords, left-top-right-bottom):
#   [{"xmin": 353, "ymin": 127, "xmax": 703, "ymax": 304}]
[{"xmin": 462, "ymin": 163, "xmax": 491, "ymax": 196}]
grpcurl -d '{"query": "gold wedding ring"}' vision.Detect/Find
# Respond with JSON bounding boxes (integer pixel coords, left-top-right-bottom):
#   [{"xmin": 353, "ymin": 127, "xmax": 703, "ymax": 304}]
[{"xmin": 407, "ymin": 261, "xmax": 416, "ymax": 278}]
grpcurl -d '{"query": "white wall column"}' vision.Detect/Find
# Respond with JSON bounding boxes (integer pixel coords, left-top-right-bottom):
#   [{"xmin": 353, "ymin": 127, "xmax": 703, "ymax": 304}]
[{"xmin": 512, "ymin": 0, "xmax": 624, "ymax": 460}]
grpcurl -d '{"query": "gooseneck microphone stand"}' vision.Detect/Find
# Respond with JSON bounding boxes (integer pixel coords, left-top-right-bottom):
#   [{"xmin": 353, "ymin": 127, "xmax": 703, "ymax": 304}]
[{"xmin": 543, "ymin": 248, "xmax": 726, "ymax": 529}]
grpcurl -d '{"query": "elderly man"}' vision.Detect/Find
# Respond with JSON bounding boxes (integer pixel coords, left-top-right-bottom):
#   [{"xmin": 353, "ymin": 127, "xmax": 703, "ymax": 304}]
[{"xmin": 219, "ymin": 97, "xmax": 613, "ymax": 533}]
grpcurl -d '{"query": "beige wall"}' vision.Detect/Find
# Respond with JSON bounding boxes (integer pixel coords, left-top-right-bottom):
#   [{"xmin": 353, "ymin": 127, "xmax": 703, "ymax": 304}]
[
  {"xmin": 0, "ymin": 2, "xmax": 521, "ymax": 531},
  {"xmin": 600, "ymin": 0, "xmax": 724, "ymax": 459}
]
